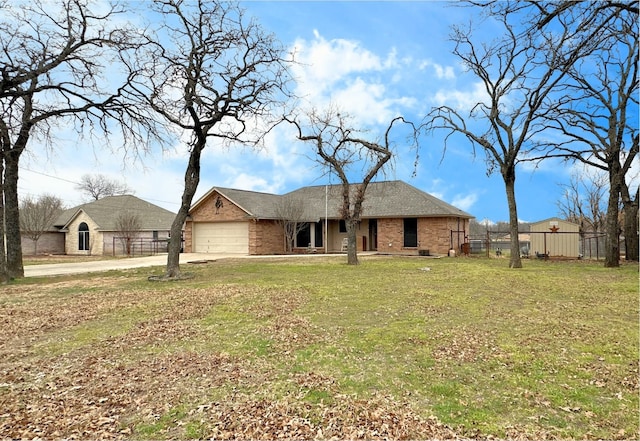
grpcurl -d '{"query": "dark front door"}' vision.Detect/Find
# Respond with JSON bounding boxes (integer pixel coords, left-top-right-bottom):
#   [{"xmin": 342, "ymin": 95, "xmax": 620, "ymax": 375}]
[{"xmin": 368, "ymin": 219, "xmax": 378, "ymax": 251}]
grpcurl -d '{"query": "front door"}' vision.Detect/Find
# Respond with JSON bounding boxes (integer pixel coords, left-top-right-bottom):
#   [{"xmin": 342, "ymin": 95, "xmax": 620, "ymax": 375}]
[{"xmin": 368, "ymin": 219, "xmax": 378, "ymax": 251}]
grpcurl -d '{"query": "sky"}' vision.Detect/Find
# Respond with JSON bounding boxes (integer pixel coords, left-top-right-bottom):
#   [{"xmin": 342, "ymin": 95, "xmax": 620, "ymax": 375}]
[{"xmin": 17, "ymin": 0, "xmax": 615, "ymax": 224}]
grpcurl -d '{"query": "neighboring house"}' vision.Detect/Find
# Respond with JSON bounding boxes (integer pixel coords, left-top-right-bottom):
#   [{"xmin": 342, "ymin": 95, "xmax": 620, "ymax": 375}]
[
  {"xmin": 185, "ymin": 180, "xmax": 474, "ymax": 256},
  {"xmin": 22, "ymin": 195, "xmax": 176, "ymax": 256},
  {"xmin": 530, "ymin": 217, "xmax": 580, "ymax": 258},
  {"xmin": 20, "ymin": 226, "xmax": 65, "ymax": 255}
]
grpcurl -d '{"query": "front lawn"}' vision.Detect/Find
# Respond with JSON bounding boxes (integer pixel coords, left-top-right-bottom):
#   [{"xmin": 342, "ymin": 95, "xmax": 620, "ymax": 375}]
[{"xmin": 1, "ymin": 256, "xmax": 637, "ymax": 439}]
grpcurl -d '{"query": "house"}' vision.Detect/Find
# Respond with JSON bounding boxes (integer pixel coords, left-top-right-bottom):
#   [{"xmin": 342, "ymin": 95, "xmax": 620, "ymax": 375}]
[
  {"xmin": 529, "ymin": 217, "xmax": 580, "ymax": 258},
  {"xmin": 21, "ymin": 195, "xmax": 176, "ymax": 256},
  {"xmin": 185, "ymin": 180, "xmax": 474, "ymax": 256},
  {"xmin": 20, "ymin": 225, "xmax": 65, "ymax": 255}
]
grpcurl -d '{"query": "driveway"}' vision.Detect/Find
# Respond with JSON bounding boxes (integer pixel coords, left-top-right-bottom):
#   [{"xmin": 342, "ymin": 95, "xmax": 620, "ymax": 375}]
[
  {"xmin": 24, "ymin": 253, "xmax": 234, "ymax": 277},
  {"xmin": 24, "ymin": 252, "xmax": 355, "ymax": 277}
]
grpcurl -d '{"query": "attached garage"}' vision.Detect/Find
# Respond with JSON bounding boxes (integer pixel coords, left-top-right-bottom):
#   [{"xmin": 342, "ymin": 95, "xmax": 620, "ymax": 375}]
[{"xmin": 193, "ymin": 222, "xmax": 249, "ymax": 254}]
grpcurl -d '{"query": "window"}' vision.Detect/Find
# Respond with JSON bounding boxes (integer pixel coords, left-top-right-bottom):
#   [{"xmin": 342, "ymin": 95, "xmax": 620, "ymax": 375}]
[
  {"xmin": 296, "ymin": 223, "xmax": 310, "ymax": 248},
  {"xmin": 403, "ymin": 218, "xmax": 418, "ymax": 247},
  {"xmin": 339, "ymin": 220, "xmax": 346, "ymax": 233},
  {"xmin": 78, "ymin": 222, "xmax": 90, "ymax": 251},
  {"xmin": 153, "ymin": 230, "xmax": 159, "ymax": 240},
  {"xmin": 314, "ymin": 222, "xmax": 323, "ymax": 247}
]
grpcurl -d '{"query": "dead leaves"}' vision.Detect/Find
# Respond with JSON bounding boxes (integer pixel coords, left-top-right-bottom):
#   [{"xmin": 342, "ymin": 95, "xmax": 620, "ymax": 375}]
[
  {"xmin": 2, "ymin": 348, "xmax": 460, "ymax": 440},
  {"xmin": 193, "ymin": 392, "xmax": 459, "ymax": 440},
  {"xmin": 2, "ymin": 266, "xmax": 637, "ymax": 440},
  {"xmin": 431, "ymin": 327, "xmax": 506, "ymax": 364}
]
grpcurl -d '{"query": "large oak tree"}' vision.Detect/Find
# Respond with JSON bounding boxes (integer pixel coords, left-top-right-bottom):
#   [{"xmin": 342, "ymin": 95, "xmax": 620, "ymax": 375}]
[
  {"xmin": 0, "ymin": 0, "xmax": 160, "ymax": 280},
  {"xmin": 476, "ymin": 1, "xmax": 639, "ymax": 265},
  {"xmin": 425, "ymin": 11, "xmax": 585, "ymax": 268},
  {"xmin": 126, "ymin": 0, "xmax": 292, "ymax": 278}
]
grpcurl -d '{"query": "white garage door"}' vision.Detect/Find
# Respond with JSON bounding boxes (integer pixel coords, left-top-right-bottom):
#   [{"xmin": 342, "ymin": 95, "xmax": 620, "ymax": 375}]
[{"xmin": 193, "ymin": 222, "xmax": 249, "ymax": 254}]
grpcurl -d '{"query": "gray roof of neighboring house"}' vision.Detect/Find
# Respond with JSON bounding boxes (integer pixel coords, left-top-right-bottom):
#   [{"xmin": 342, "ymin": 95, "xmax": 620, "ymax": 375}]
[
  {"xmin": 54, "ymin": 195, "xmax": 176, "ymax": 231},
  {"xmin": 201, "ymin": 180, "xmax": 473, "ymax": 220}
]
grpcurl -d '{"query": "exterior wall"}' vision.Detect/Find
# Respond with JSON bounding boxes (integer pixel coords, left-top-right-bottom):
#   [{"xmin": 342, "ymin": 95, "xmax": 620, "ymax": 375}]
[
  {"xmin": 21, "ymin": 232, "xmax": 65, "ymax": 255},
  {"xmin": 250, "ymin": 220, "xmax": 285, "ymax": 255},
  {"xmin": 377, "ymin": 218, "xmax": 405, "ymax": 254},
  {"xmin": 377, "ymin": 217, "xmax": 469, "ymax": 255},
  {"xmin": 325, "ymin": 219, "xmax": 369, "ymax": 252},
  {"xmin": 185, "ymin": 191, "xmax": 250, "ymax": 253},
  {"xmin": 65, "ymin": 212, "xmax": 102, "ymax": 255},
  {"xmin": 420, "ymin": 217, "xmax": 469, "ymax": 255},
  {"xmin": 184, "ymin": 223, "xmax": 193, "ymax": 253},
  {"xmin": 530, "ymin": 218, "xmax": 579, "ymax": 257}
]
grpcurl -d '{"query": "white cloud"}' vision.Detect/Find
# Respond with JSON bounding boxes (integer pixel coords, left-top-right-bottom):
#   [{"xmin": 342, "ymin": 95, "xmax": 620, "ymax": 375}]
[
  {"xmin": 289, "ymin": 30, "xmax": 417, "ymax": 126},
  {"xmin": 292, "ymin": 31, "xmax": 383, "ymax": 98},
  {"xmin": 224, "ymin": 173, "xmax": 279, "ymax": 193},
  {"xmin": 332, "ymin": 78, "xmax": 392, "ymax": 125},
  {"xmin": 432, "ymin": 81, "xmax": 489, "ymax": 112},
  {"xmin": 451, "ymin": 192, "xmax": 478, "ymax": 212},
  {"xmin": 419, "ymin": 59, "xmax": 456, "ymax": 80}
]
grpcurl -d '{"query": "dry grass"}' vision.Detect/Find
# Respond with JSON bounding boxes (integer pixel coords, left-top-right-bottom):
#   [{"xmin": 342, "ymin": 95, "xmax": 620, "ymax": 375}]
[{"xmin": 1, "ymin": 256, "xmax": 638, "ymax": 440}]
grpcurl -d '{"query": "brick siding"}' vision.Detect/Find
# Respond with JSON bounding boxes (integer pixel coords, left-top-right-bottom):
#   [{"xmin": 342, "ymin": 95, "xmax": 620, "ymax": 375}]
[
  {"xmin": 185, "ymin": 191, "xmax": 286, "ymax": 254},
  {"xmin": 249, "ymin": 220, "xmax": 285, "ymax": 255},
  {"xmin": 377, "ymin": 217, "xmax": 469, "ymax": 255},
  {"xmin": 21, "ymin": 232, "xmax": 65, "ymax": 255}
]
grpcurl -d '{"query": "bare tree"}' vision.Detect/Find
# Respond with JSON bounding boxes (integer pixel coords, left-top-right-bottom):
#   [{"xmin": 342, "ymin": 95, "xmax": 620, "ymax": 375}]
[
  {"xmin": 424, "ymin": 10, "xmax": 585, "ymax": 268},
  {"xmin": 125, "ymin": 0, "xmax": 292, "ymax": 278},
  {"xmin": 115, "ymin": 211, "xmax": 142, "ymax": 256},
  {"xmin": 19, "ymin": 194, "xmax": 64, "ymax": 255},
  {"xmin": 286, "ymin": 107, "xmax": 418, "ymax": 265},
  {"xmin": 76, "ymin": 174, "xmax": 133, "ymax": 201},
  {"xmin": 538, "ymin": 13, "xmax": 638, "ymax": 265},
  {"xmin": 557, "ymin": 171, "xmax": 607, "ymax": 236},
  {"xmin": 620, "ymin": 164, "xmax": 638, "ymax": 261},
  {"xmin": 0, "ymin": 0, "xmax": 163, "ymax": 281},
  {"xmin": 274, "ymin": 195, "xmax": 307, "ymax": 253},
  {"xmin": 475, "ymin": 1, "xmax": 639, "ymax": 265}
]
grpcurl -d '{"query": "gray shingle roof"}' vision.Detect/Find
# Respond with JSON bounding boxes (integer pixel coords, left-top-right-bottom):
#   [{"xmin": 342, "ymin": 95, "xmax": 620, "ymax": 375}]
[
  {"xmin": 199, "ymin": 180, "xmax": 473, "ymax": 220},
  {"xmin": 206, "ymin": 187, "xmax": 284, "ymax": 219},
  {"xmin": 286, "ymin": 181, "xmax": 474, "ymax": 219},
  {"xmin": 55, "ymin": 195, "xmax": 176, "ymax": 231}
]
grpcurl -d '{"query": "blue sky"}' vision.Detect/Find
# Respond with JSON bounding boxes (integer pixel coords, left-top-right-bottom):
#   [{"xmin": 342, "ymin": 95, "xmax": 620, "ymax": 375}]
[{"xmin": 20, "ymin": 1, "xmax": 603, "ymax": 224}]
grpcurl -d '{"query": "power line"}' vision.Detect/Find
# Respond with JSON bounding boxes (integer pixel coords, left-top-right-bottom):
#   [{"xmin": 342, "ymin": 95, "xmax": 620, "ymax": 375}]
[
  {"xmin": 19, "ymin": 166, "xmax": 181, "ymax": 207},
  {"xmin": 20, "ymin": 166, "xmax": 79, "ymax": 185}
]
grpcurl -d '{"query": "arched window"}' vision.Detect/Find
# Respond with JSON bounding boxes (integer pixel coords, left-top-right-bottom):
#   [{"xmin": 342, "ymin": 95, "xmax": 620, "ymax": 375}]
[{"xmin": 78, "ymin": 222, "xmax": 90, "ymax": 251}]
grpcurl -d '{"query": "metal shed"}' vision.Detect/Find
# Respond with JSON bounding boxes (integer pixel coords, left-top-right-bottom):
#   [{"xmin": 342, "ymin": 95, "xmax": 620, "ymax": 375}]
[{"xmin": 530, "ymin": 217, "xmax": 580, "ymax": 258}]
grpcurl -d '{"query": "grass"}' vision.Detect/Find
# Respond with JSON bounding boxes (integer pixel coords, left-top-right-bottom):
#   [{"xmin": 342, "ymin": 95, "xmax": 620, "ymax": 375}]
[{"xmin": 1, "ymin": 255, "xmax": 638, "ymax": 440}]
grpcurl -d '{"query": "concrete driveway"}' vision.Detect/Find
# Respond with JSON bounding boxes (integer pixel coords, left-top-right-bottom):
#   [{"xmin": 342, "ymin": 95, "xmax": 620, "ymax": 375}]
[
  {"xmin": 24, "ymin": 253, "xmax": 233, "ymax": 277},
  {"xmin": 24, "ymin": 252, "xmax": 354, "ymax": 277}
]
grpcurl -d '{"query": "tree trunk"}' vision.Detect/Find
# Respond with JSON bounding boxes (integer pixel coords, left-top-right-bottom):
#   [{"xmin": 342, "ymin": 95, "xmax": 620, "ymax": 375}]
[
  {"xmin": 4, "ymin": 150, "xmax": 24, "ymax": 278},
  {"xmin": 503, "ymin": 168, "xmax": 522, "ymax": 269},
  {"xmin": 622, "ymin": 187, "xmax": 638, "ymax": 261},
  {"xmin": 165, "ymin": 143, "xmax": 203, "ymax": 278},
  {"xmin": 346, "ymin": 218, "xmax": 359, "ymax": 265},
  {"xmin": 0, "ymin": 154, "xmax": 6, "ymax": 283},
  {"xmin": 604, "ymin": 169, "xmax": 621, "ymax": 268}
]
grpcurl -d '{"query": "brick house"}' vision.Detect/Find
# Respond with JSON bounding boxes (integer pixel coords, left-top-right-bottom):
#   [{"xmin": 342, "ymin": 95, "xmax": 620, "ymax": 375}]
[
  {"xmin": 185, "ymin": 180, "xmax": 474, "ymax": 256},
  {"xmin": 21, "ymin": 195, "xmax": 176, "ymax": 256}
]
